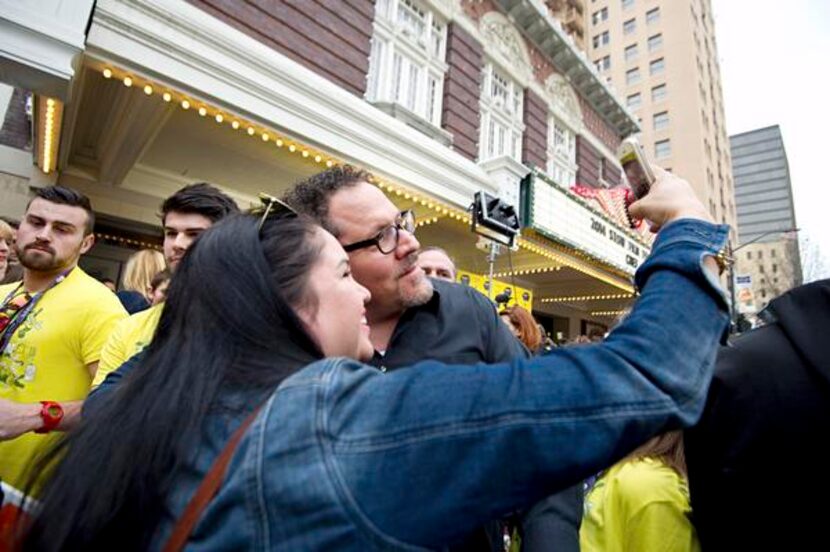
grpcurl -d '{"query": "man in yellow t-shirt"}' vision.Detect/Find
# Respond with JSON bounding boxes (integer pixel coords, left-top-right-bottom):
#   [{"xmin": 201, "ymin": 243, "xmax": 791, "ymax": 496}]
[
  {"xmin": 92, "ymin": 183, "xmax": 239, "ymax": 387},
  {"xmin": 0, "ymin": 187, "xmax": 127, "ymax": 493}
]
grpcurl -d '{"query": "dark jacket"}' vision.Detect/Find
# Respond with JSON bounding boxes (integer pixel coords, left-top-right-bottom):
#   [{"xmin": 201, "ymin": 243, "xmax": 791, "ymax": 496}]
[
  {"xmin": 685, "ymin": 279, "xmax": 830, "ymax": 551},
  {"xmin": 368, "ymin": 279, "xmax": 582, "ymax": 552}
]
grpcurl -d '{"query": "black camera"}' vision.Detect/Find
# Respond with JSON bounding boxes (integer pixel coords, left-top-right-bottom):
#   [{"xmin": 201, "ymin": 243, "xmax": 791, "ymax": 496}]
[{"xmin": 471, "ymin": 191, "xmax": 520, "ymax": 247}]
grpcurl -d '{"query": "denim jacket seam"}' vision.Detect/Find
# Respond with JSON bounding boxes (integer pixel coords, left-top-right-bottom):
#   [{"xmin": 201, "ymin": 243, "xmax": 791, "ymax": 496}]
[
  {"xmin": 249, "ymin": 392, "xmax": 279, "ymax": 550},
  {"xmin": 330, "ymin": 398, "xmax": 688, "ymax": 454},
  {"xmin": 652, "ymin": 222, "xmax": 728, "ymax": 251},
  {"xmin": 317, "ymin": 359, "xmax": 431, "ymax": 551}
]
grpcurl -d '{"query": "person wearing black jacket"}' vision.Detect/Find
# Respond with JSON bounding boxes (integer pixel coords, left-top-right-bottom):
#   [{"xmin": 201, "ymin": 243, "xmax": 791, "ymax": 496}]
[{"xmin": 684, "ymin": 278, "xmax": 830, "ymax": 551}]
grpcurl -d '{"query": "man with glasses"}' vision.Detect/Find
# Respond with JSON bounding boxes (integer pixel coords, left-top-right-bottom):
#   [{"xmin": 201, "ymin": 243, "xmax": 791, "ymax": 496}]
[{"xmin": 283, "ymin": 165, "xmax": 580, "ymax": 551}]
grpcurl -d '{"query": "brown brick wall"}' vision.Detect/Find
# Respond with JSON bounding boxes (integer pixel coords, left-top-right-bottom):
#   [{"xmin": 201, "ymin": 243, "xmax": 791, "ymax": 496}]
[
  {"xmin": 187, "ymin": 0, "xmax": 374, "ymax": 97},
  {"xmin": 522, "ymin": 89, "xmax": 547, "ymax": 169},
  {"xmin": 576, "ymin": 135, "xmax": 600, "ymax": 187},
  {"xmin": 605, "ymin": 160, "xmax": 621, "ymax": 187},
  {"xmin": 0, "ymin": 88, "xmax": 31, "ymax": 151},
  {"xmin": 442, "ymin": 23, "xmax": 483, "ymax": 161},
  {"xmin": 578, "ymin": 95, "xmax": 621, "ymax": 154},
  {"xmin": 577, "ymin": 135, "xmax": 620, "ymax": 188}
]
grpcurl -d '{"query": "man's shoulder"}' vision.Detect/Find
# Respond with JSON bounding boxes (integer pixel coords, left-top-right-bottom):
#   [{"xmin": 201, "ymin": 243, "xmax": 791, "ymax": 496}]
[
  {"xmin": 63, "ymin": 268, "xmax": 123, "ymax": 303},
  {"xmin": 431, "ymin": 279, "xmax": 494, "ymax": 313},
  {"xmin": 117, "ymin": 303, "xmax": 164, "ymax": 334}
]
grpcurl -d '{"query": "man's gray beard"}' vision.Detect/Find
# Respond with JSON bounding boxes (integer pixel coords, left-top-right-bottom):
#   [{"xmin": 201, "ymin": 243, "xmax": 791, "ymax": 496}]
[{"xmin": 402, "ymin": 274, "xmax": 434, "ymax": 308}]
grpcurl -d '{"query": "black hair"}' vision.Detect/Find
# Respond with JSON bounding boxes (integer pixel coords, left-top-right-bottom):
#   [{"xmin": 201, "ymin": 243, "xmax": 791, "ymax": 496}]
[
  {"xmin": 161, "ymin": 183, "xmax": 240, "ymax": 226},
  {"xmin": 23, "ymin": 214, "xmax": 325, "ymax": 551},
  {"xmin": 29, "ymin": 186, "xmax": 95, "ymax": 235},
  {"xmin": 281, "ymin": 165, "xmax": 374, "ymax": 237}
]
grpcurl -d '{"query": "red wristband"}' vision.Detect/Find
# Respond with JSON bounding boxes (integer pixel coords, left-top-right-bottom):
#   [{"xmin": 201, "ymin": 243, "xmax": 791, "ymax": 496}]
[{"xmin": 34, "ymin": 401, "xmax": 64, "ymax": 434}]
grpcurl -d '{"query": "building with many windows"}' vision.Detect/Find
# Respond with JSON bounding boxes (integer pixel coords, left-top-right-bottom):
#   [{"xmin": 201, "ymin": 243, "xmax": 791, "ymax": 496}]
[
  {"xmin": 584, "ymin": 0, "xmax": 737, "ymax": 236},
  {"xmin": 1, "ymin": 0, "xmax": 650, "ymax": 339},
  {"xmin": 730, "ymin": 125, "xmax": 802, "ymax": 311}
]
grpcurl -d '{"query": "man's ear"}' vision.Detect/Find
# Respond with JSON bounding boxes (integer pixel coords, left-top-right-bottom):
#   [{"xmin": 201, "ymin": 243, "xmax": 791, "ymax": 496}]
[{"xmin": 80, "ymin": 233, "xmax": 95, "ymax": 255}]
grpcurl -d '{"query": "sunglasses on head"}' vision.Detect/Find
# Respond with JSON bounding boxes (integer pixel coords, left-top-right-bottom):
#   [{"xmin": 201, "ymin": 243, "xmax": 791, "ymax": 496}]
[{"xmin": 252, "ymin": 193, "xmax": 297, "ymax": 231}]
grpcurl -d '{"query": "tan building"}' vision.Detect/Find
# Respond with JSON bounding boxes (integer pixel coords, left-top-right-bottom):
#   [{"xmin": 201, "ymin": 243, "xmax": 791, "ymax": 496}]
[
  {"xmin": 734, "ymin": 240, "xmax": 801, "ymax": 314},
  {"xmin": 581, "ymin": 0, "xmax": 737, "ymax": 234}
]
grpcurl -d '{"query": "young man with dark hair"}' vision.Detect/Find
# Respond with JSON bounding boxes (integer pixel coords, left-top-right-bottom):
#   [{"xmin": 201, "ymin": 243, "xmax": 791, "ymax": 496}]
[
  {"xmin": 0, "ymin": 186, "xmax": 127, "ymax": 493},
  {"xmin": 283, "ymin": 166, "xmax": 580, "ymax": 552},
  {"xmin": 92, "ymin": 183, "xmax": 239, "ymax": 387}
]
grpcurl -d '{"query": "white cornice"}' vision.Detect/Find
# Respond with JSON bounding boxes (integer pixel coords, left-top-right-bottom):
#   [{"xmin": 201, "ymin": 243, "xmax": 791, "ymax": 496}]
[
  {"xmin": 0, "ymin": 0, "xmax": 94, "ymax": 99},
  {"xmin": 85, "ymin": 0, "xmax": 497, "ymax": 209}
]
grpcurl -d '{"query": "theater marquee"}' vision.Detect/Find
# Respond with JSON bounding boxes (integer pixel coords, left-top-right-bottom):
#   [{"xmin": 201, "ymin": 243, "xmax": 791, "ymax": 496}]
[{"xmin": 526, "ymin": 173, "xmax": 650, "ymax": 276}]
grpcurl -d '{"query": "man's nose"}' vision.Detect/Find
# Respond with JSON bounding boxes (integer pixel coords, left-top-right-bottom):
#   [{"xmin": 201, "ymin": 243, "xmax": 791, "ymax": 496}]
[
  {"xmin": 396, "ymin": 228, "xmax": 420, "ymax": 258},
  {"xmin": 35, "ymin": 225, "xmax": 52, "ymax": 241},
  {"xmin": 173, "ymin": 233, "xmax": 189, "ymax": 249}
]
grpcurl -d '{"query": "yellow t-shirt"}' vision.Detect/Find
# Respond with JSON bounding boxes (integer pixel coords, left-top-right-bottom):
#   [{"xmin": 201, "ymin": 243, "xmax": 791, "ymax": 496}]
[
  {"xmin": 581, "ymin": 458, "xmax": 701, "ymax": 552},
  {"xmin": 93, "ymin": 302, "xmax": 164, "ymax": 387},
  {"xmin": 0, "ymin": 268, "xmax": 127, "ymax": 492}
]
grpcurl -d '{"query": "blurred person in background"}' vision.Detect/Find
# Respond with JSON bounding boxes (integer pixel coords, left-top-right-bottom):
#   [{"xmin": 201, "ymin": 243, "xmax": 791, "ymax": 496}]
[
  {"xmin": 418, "ymin": 246, "xmax": 456, "ymax": 282},
  {"xmin": 91, "ymin": 183, "xmax": 239, "ymax": 390},
  {"xmin": 148, "ymin": 269, "xmax": 171, "ymax": 306},
  {"xmin": 0, "ymin": 221, "xmax": 22, "ymax": 285},
  {"xmin": 581, "ymin": 430, "xmax": 699, "ymax": 552},
  {"xmin": 116, "ymin": 249, "xmax": 165, "ymax": 314},
  {"xmin": 500, "ymin": 305, "xmax": 543, "ymax": 353}
]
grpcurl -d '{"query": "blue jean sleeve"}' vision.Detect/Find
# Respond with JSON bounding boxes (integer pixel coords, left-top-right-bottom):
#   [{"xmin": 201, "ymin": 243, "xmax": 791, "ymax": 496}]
[{"xmin": 315, "ymin": 220, "xmax": 729, "ymax": 549}]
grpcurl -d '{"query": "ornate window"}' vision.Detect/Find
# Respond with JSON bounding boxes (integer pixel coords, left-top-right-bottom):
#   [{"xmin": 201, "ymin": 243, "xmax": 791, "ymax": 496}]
[
  {"xmin": 547, "ymin": 118, "xmax": 577, "ymax": 187},
  {"xmin": 479, "ymin": 63, "xmax": 524, "ymax": 162},
  {"xmin": 366, "ymin": 0, "xmax": 447, "ymax": 126}
]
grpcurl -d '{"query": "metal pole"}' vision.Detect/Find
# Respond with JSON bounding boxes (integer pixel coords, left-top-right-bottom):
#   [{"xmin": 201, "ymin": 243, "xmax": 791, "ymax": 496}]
[
  {"xmin": 728, "ymin": 242, "xmax": 737, "ymax": 331},
  {"xmin": 487, "ymin": 242, "xmax": 500, "ymax": 301}
]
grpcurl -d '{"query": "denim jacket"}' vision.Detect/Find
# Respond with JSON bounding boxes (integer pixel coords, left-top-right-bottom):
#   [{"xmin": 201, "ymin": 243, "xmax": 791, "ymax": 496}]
[{"xmin": 152, "ymin": 219, "xmax": 730, "ymax": 551}]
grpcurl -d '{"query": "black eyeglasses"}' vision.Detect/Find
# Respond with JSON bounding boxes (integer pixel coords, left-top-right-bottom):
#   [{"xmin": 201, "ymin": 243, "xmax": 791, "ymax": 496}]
[
  {"xmin": 252, "ymin": 193, "xmax": 297, "ymax": 231},
  {"xmin": 343, "ymin": 210, "xmax": 416, "ymax": 254}
]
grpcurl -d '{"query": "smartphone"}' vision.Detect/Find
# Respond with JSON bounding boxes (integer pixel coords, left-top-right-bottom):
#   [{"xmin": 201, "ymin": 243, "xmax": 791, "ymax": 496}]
[{"xmin": 618, "ymin": 137, "xmax": 655, "ymax": 200}]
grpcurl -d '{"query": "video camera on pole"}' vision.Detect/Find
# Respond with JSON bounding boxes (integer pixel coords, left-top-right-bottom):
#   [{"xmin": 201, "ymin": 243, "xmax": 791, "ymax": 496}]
[
  {"xmin": 471, "ymin": 191, "xmax": 520, "ymax": 248},
  {"xmin": 470, "ymin": 191, "xmax": 521, "ymax": 303}
]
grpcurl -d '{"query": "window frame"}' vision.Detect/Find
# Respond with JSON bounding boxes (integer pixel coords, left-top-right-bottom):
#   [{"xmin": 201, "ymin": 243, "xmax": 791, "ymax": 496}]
[
  {"xmin": 479, "ymin": 62, "xmax": 525, "ymax": 163},
  {"xmin": 547, "ymin": 116, "xmax": 578, "ymax": 187},
  {"xmin": 366, "ymin": 0, "xmax": 448, "ymax": 127}
]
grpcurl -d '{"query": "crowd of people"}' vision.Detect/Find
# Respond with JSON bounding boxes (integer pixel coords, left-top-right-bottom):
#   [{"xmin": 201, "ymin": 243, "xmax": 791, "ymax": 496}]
[{"xmin": 0, "ymin": 163, "xmax": 826, "ymax": 551}]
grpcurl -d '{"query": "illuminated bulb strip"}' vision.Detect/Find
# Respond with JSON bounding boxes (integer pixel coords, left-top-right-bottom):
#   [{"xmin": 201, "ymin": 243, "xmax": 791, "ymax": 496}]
[
  {"xmin": 591, "ymin": 310, "xmax": 627, "ymax": 317},
  {"xmin": 96, "ymin": 65, "xmax": 475, "ymax": 214},
  {"xmin": 41, "ymin": 97, "xmax": 59, "ymax": 174},
  {"xmin": 540, "ymin": 293, "xmax": 635, "ymax": 303},
  {"xmin": 493, "ymin": 265, "xmax": 562, "ymax": 278},
  {"xmin": 95, "ymin": 233, "xmax": 162, "ymax": 251}
]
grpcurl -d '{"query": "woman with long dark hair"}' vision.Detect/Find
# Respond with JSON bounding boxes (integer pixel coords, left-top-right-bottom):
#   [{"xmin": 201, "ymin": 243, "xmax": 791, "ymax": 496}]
[{"xmin": 23, "ymin": 170, "xmax": 729, "ymax": 550}]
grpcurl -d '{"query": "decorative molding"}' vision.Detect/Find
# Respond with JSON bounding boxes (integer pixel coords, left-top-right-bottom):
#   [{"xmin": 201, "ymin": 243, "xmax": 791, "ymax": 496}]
[
  {"xmin": 544, "ymin": 73, "xmax": 582, "ymax": 133},
  {"xmin": 479, "ymin": 11, "xmax": 533, "ymax": 86},
  {"xmin": 85, "ymin": 0, "xmax": 498, "ymax": 209}
]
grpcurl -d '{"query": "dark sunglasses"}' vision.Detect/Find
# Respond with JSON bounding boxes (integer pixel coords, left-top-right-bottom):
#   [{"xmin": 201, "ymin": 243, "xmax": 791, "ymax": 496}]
[
  {"xmin": 252, "ymin": 193, "xmax": 297, "ymax": 230},
  {"xmin": 342, "ymin": 210, "xmax": 416, "ymax": 255}
]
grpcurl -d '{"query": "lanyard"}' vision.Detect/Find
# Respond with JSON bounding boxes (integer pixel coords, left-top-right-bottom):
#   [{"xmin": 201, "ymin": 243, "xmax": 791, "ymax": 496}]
[{"xmin": 0, "ymin": 267, "xmax": 74, "ymax": 355}]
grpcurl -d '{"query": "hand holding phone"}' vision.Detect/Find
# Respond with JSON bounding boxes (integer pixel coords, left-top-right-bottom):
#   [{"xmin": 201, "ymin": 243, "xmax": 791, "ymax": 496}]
[
  {"xmin": 627, "ymin": 165, "xmax": 714, "ymax": 232},
  {"xmin": 619, "ymin": 137, "xmax": 656, "ymax": 201}
]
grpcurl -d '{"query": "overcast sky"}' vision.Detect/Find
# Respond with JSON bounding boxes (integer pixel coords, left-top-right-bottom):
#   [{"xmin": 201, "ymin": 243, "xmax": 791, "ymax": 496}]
[{"xmin": 712, "ymin": 0, "xmax": 830, "ymax": 278}]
